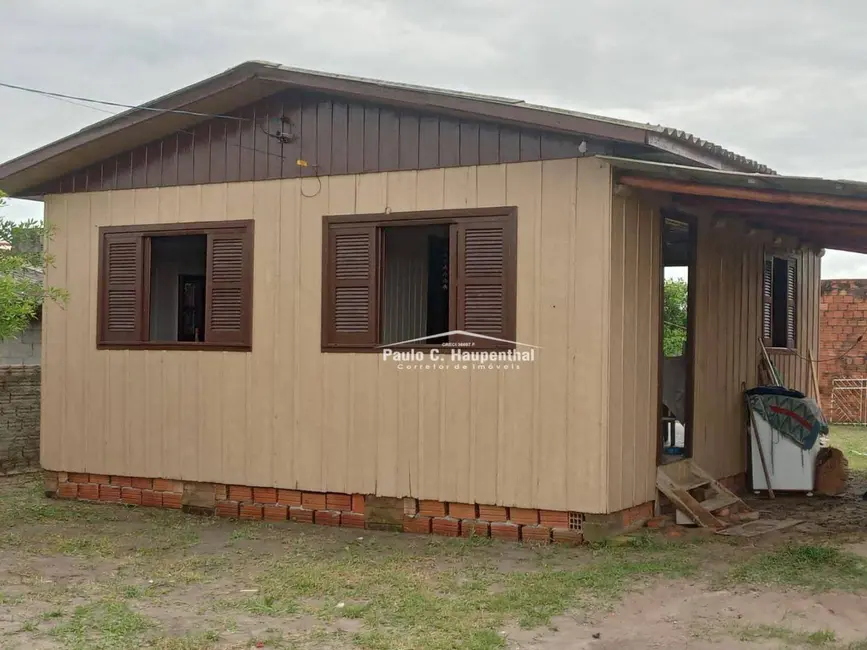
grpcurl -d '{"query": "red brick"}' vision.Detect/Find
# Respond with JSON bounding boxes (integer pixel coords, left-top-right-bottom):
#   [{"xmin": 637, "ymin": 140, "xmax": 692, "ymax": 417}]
[
  {"xmin": 253, "ymin": 487, "xmax": 278, "ymax": 504},
  {"xmin": 552, "ymin": 529, "xmax": 584, "ymax": 545},
  {"xmin": 77, "ymin": 483, "xmax": 99, "ymax": 500},
  {"xmin": 521, "ymin": 525, "xmax": 552, "ymax": 544},
  {"xmin": 154, "ymin": 478, "xmax": 182, "ymax": 493},
  {"xmin": 403, "ymin": 514, "xmax": 432, "ymax": 534},
  {"xmin": 418, "ymin": 500, "xmax": 447, "ymax": 517},
  {"xmin": 314, "ymin": 510, "xmax": 341, "ymax": 526},
  {"xmin": 289, "ymin": 506, "xmax": 314, "ymax": 524},
  {"xmin": 229, "ymin": 485, "xmax": 253, "ymax": 502},
  {"xmin": 263, "ymin": 504, "xmax": 288, "ymax": 521},
  {"xmin": 326, "ymin": 493, "xmax": 352, "ymax": 511},
  {"xmin": 341, "ymin": 511, "xmax": 366, "ymax": 529},
  {"xmin": 448, "ymin": 503, "xmax": 477, "ymax": 519},
  {"xmin": 432, "ymin": 517, "xmax": 461, "ymax": 537},
  {"xmin": 57, "ymin": 482, "xmax": 78, "ymax": 499},
  {"xmin": 277, "ymin": 489, "xmax": 302, "ymax": 506},
  {"xmin": 301, "ymin": 492, "xmax": 326, "ymax": 510},
  {"xmin": 240, "ymin": 503, "xmax": 263, "ymax": 520},
  {"xmin": 121, "ymin": 487, "xmax": 142, "ymax": 505},
  {"xmin": 99, "ymin": 485, "xmax": 121, "ymax": 502},
  {"xmin": 141, "ymin": 490, "xmax": 163, "ymax": 508},
  {"xmin": 460, "ymin": 520, "xmax": 490, "ymax": 538},
  {"xmin": 478, "ymin": 505, "xmax": 508, "ymax": 522},
  {"xmin": 351, "ymin": 494, "xmax": 365, "ymax": 514},
  {"xmin": 109, "ymin": 475, "xmax": 131, "ymax": 487},
  {"xmin": 131, "ymin": 477, "xmax": 153, "ymax": 490},
  {"xmin": 216, "ymin": 500, "xmax": 239, "ymax": 517},
  {"xmin": 620, "ymin": 502, "xmax": 653, "ymax": 528},
  {"xmin": 646, "ymin": 516, "xmax": 670, "ymax": 529},
  {"xmin": 68, "ymin": 472, "xmax": 89, "ymax": 484},
  {"xmin": 162, "ymin": 492, "xmax": 182, "ymax": 509},
  {"xmin": 89, "ymin": 474, "xmax": 110, "ymax": 485},
  {"xmin": 509, "ymin": 508, "xmax": 539, "ymax": 526},
  {"xmin": 490, "ymin": 521, "xmax": 520, "ymax": 541},
  {"xmin": 539, "ymin": 510, "xmax": 569, "ymax": 528}
]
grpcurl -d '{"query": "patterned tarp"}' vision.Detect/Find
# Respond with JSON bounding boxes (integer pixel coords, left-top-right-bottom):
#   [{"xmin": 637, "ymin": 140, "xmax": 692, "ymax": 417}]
[{"xmin": 746, "ymin": 386, "xmax": 827, "ymax": 451}]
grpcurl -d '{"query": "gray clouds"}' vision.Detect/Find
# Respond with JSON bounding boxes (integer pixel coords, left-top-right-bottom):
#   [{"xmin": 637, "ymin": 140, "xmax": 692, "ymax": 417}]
[{"xmin": 2, "ymin": 0, "xmax": 867, "ymax": 276}]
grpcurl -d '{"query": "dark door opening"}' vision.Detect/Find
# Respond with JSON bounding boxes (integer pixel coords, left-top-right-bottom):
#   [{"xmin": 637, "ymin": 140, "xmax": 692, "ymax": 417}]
[
  {"xmin": 177, "ymin": 274, "xmax": 206, "ymax": 342},
  {"xmin": 659, "ymin": 214, "xmax": 696, "ymax": 465}
]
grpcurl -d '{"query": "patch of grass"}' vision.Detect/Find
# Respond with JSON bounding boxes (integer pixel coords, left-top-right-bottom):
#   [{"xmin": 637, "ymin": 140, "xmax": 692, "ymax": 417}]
[
  {"xmin": 137, "ymin": 553, "xmax": 231, "ymax": 586},
  {"xmin": 51, "ymin": 600, "xmax": 152, "ymax": 650},
  {"xmin": 829, "ymin": 425, "xmax": 867, "ymax": 472},
  {"xmin": 147, "ymin": 630, "xmax": 221, "ymax": 650},
  {"xmin": 736, "ymin": 624, "xmax": 836, "ymax": 646},
  {"xmin": 49, "ymin": 533, "xmax": 119, "ymax": 558},
  {"xmin": 728, "ymin": 543, "xmax": 867, "ymax": 591},
  {"xmin": 212, "ymin": 535, "xmax": 696, "ymax": 650},
  {"xmin": 0, "ymin": 477, "xmax": 127, "ymax": 527}
]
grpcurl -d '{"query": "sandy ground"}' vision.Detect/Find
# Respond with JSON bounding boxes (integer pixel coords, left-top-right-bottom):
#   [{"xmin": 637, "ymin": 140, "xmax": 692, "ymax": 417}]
[{"xmin": 1, "ymin": 473, "xmax": 866, "ymax": 649}]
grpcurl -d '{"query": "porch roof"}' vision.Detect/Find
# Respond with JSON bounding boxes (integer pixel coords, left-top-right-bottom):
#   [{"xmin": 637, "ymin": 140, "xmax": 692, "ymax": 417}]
[{"xmin": 602, "ymin": 156, "xmax": 867, "ymax": 254}]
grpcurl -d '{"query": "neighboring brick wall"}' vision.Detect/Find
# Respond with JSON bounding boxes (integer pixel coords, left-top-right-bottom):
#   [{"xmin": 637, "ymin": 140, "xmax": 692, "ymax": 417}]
[
  {"xmin": 44, "ymin": 471, "xmax": 655, "ymax": 545},
  {"xmin": 0, "ymin": 366, "xmax": 40, "ymax": 474},
  {"xmin": 819, "ymin": 279, "xmax": 867, "ymax": 415},
  {"xmin": 0, "ymin": 317, "xmax": 41, "ymax": 365}
]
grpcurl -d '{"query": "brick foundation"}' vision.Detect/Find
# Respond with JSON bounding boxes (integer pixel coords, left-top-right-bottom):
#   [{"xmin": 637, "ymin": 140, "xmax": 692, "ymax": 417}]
[
  {"xmin": 43, "ymin": 471, "xmax": 658, "ymax": 545},
  {"xmin": 819, "ymin": 279, "xmax": 867, "ymax": 417}
]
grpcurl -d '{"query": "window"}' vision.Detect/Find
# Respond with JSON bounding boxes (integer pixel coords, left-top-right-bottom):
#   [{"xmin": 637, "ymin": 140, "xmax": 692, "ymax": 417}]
[
  {"xmin": 762, "ymin": 253, "xmax": 797, "ymax": 349},
  {"xmin": 321, "ymin": 208, "xmax": 517, "ymax": 350},
  {"xmin": 98, "ymin": 220, "xmax": 253, "ymax": 350}
]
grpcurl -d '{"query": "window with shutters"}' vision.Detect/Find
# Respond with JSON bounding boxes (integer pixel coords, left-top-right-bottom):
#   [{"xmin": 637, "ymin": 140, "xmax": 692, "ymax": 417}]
[
  {"xmin": 321, "ymin": 208, "xmax": 517, "ymax": 351},
  {"xmin": 98, "ymin": 220, "xmax": 253, "ymax": 350},
  {"xmin": 762, "ymin": 253, "xmax": 797, "ymax": 350}
]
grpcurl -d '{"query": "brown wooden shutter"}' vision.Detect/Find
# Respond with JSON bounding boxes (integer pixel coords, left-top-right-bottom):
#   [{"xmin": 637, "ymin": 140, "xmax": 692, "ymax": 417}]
[
  {"xmin": 786, "ymin": 258, "xmax": 797, "ymax": 349},
  {"xmin": 454, "ymin": 215, "xmax": 516, "ymax": 346},
  {"xmin": 323, "ymin": 224, "xmax": 379, "ymax": 347},
  {"xmin": 99, "ymin": 233, "xmax": 144, "ymax": 344},
  {"xmin": 762, "ymin": 254, "xmax": 773, "ymax": 346},
  {"xmin": 205, "ymin": 223, "xmax": 253, "ymax": 346}
]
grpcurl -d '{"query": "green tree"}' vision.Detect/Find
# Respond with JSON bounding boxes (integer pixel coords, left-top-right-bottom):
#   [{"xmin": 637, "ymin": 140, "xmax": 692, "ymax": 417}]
[
  {"xmin": 663, "ymin": 277, "xmax": 688, "ymax": 357},
  {"xmin": 0, "ymin": 191, "xmax": 66, "ymax": 340}
]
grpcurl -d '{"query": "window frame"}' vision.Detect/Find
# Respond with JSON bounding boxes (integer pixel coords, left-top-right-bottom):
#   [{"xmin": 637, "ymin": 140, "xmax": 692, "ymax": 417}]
[
  {"xmin": 762, "ymin": 251, "xmax": 798, "ymax": 353},
  {"xmin": 320, "ymin": 207, "xmax": 518, "ymax": 353},
  {"xmin": 97, "ymin": 219, "xmax": 254, "ymax": 352}
]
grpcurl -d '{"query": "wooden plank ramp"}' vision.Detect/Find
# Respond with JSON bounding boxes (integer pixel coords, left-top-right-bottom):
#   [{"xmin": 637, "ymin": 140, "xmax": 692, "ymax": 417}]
[{"xmin": 656, "ymin": 459, "xmax": 755, "ymax": 530}]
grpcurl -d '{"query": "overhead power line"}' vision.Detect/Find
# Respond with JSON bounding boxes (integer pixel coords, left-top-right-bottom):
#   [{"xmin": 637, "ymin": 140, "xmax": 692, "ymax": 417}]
[{"xmin": 0, "ymin": 81, "xmax": 250, "ymax": 122}]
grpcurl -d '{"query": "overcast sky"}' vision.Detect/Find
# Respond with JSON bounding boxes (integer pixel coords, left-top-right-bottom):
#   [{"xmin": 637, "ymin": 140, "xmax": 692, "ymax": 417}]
[{"xmin": 2, "ymin": 0, "xmax": 867, "ymax": 277}]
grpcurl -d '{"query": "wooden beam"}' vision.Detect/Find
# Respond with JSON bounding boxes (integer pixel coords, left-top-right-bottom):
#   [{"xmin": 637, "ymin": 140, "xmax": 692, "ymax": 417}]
[
  {"xmin": 674, "ymin": 196, "xmax": 867, "ymax": 226},
  {"xmin": 619, "ymin": 174, "xmax": 867, "ymax": 213}
]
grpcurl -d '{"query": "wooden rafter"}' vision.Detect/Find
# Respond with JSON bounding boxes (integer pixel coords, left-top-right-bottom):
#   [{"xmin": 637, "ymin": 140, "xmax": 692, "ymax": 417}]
[{"xmin": 619, "ymin": 174, "xmax": 867, "ymax": 212}]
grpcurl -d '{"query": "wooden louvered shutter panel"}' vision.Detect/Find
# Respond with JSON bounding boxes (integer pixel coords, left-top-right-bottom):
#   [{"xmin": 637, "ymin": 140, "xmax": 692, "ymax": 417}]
[
  {"xmin": 100, "ymin": 233, "xmax": 144, "ymax": 344},
  {"xmin": 786, "ymin": 258, "xmax": 797, "ymax": 349},
  {"xmin": 324, "ymin": 225, "xmax": 379, "ymax": 347},
  {"xmin": 762, "ymin": 255, "xmax": 773, "ymax": 346},
  {"xmin": 205, "ymin": 224, "xmax": 253, "ymax": 346},
  {"xmin": 454, "ymin": 215, "xmax": 516, "ymax": 346}
]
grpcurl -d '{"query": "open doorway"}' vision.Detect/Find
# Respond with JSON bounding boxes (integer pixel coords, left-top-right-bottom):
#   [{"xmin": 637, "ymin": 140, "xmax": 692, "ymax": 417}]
[{"xmin": 659, "ymin": 214, "xmax": 696, "ymax": 465}]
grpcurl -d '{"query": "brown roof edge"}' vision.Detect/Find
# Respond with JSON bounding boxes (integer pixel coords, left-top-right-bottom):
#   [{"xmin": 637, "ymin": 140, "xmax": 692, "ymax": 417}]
[
  {"xmin": 0, "ymin": 60, "xmax": 768, "ymax": 196},
  {"xmin": 0, "ymin": 62, "xmax": 262, "ymax": 183}
]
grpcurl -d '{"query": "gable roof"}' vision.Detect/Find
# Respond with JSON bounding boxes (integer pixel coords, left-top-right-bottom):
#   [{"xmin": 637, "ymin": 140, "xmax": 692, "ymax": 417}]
[{"xmin": 0, "ymin": 61, "xmax": 772, "ymax": 197}]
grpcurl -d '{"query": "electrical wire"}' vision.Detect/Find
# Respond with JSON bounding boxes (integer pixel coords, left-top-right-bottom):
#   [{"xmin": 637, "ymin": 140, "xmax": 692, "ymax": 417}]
[{"xmin": 0, "ymin": 81, "xmax": 250, "ymax": 122}]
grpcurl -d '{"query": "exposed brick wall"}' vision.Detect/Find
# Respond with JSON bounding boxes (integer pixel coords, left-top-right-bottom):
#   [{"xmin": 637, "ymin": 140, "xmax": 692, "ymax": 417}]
[
  {"xmin": 0, "ymin": 366, "xmax": 40, "ymax": 474},
  {"xmin": 819, "ymin": 279, "xmax": 867, "ymax": 417},
  {"xmin": 44, "ymin": 471, "xmax": 655, "ymax": 545}
]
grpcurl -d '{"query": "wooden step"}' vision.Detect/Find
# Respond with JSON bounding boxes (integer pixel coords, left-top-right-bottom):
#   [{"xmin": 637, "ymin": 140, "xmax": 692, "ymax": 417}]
[{"xmin": 700, "ymin": 493, "xmax": 740, "ymax": 512}]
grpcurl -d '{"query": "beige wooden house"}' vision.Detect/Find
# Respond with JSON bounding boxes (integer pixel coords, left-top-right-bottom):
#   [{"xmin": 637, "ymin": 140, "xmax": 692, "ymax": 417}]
[{"xmin": 0, "ymin": 62, "xmax": 859, "ymax": 539}]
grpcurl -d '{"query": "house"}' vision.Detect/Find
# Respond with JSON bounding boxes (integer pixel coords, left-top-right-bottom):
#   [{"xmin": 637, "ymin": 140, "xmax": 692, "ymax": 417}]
[
  {"xmin": 0, "ymin": 61, "xmax": 857, "ymax": 540},
  {"xmin": 818, "ymin": 279, "xmax": 867, "ymax": 421}
]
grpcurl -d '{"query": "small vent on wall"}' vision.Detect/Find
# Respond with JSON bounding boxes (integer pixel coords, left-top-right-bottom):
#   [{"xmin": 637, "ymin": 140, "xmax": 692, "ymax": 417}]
[{"xmin": 568, "ymin": 512, "xmax": 584, "ymax": 532}]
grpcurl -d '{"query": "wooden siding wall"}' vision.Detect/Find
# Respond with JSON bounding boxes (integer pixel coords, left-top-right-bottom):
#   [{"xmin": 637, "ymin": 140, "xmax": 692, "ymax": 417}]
[
  {"xmin": 607, "ymin": 194, "xmax": 661, "ymax": 511},
  {"xmin": 691, "ymin": 220, "xmax": 820, "ymax": 479},
  {"xmin": 41, "ymin": 158, "xmax": 617, "ymax": 514},
  {"xmin": 36, "ymin": 90, "xmax": 608, "ymax": 195}
]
